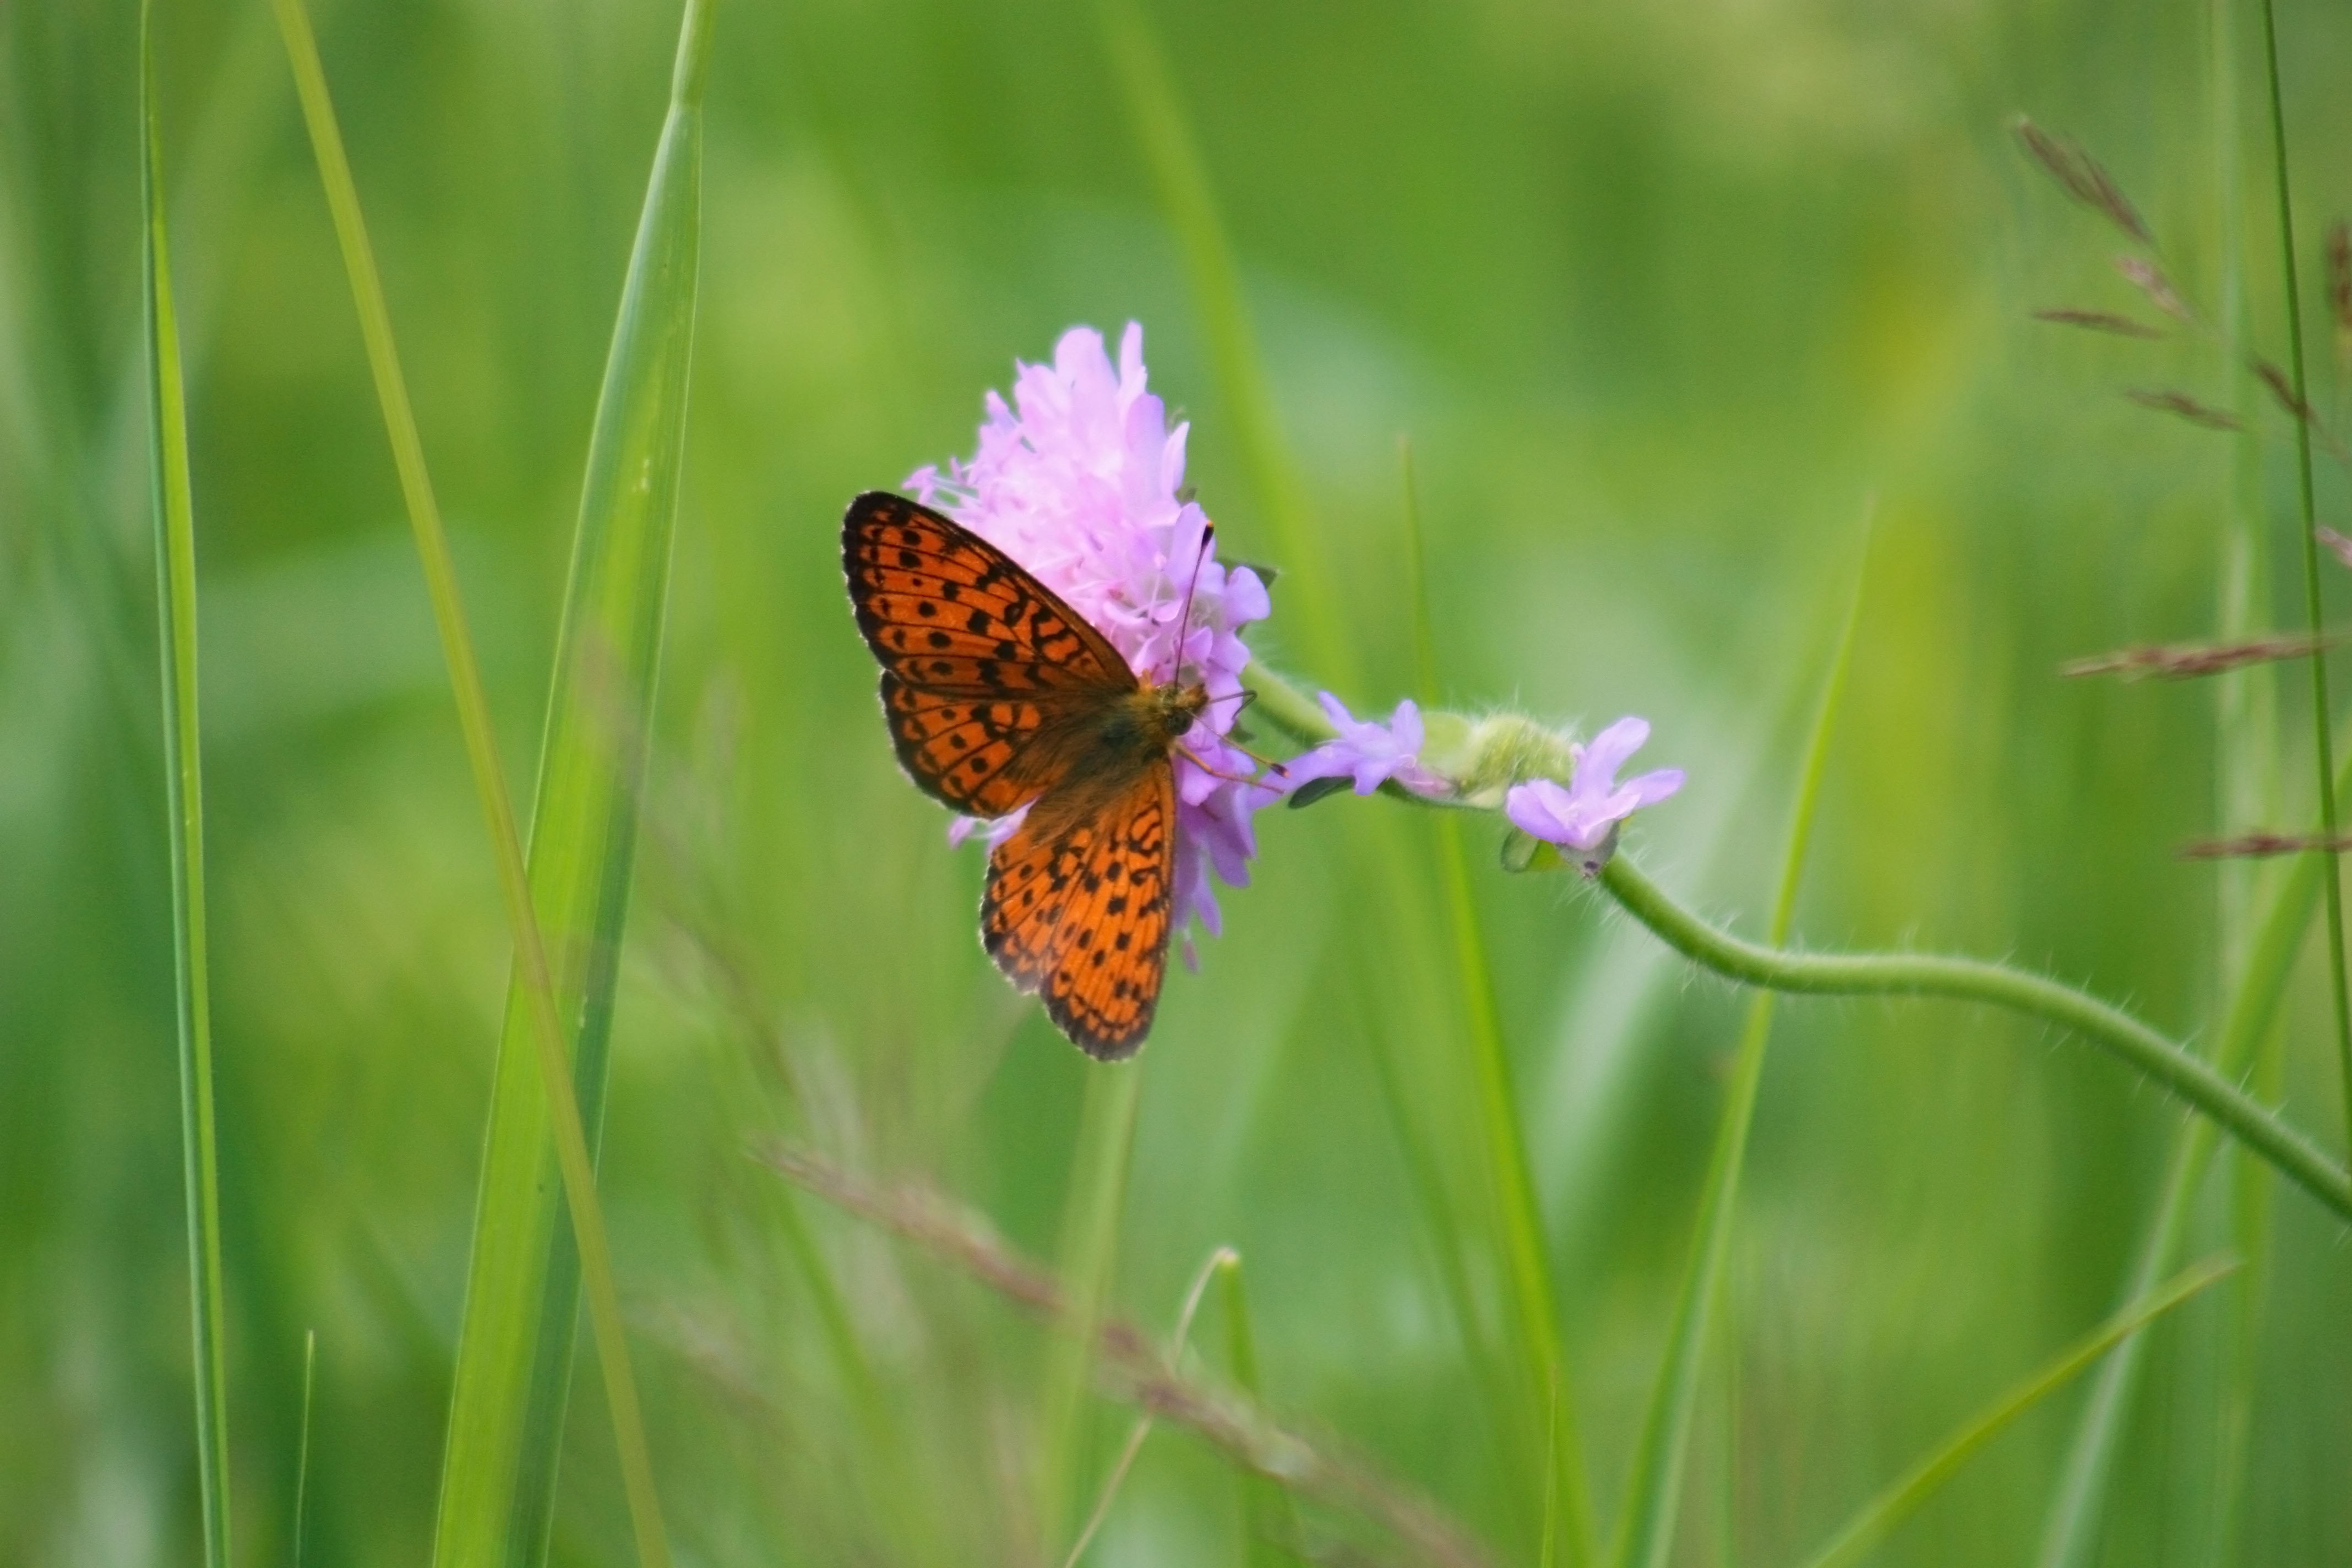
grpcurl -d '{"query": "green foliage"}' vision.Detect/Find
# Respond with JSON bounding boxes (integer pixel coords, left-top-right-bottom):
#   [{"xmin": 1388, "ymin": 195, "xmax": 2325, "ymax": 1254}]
[{"xmin": 13, "ymin": 2, "xmax": 2352, "ymax": 1565}]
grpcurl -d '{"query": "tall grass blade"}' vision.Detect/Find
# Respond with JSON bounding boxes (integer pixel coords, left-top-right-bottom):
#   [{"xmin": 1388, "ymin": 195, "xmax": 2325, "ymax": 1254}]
[
  {"xmin": 1610, "ymin": 525, "xmax": 1870, "ymax": 1568},
  {"xmin": 140, "ymin": 10, "xmax": 233, "ymax": 1561},
  {"xmin": 429, "ymin": 2, "xmax": 712, "ymax": 1562},
  {"xmin": 1799, "ymin": 1258, "xmax": 2238, "ymax": 1568},
  {"xmin": 2257, "ymin": 0, "xmax": 2352, "ymax": 1147},
  {"xmin": 266, "ymin": 2, "xmax": 712, "ymax": 1564}
]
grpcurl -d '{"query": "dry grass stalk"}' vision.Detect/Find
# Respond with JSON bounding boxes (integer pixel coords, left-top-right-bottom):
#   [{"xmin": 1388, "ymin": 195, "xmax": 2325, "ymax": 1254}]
[
  {"xmin": 756, "ymin": 1140, "xmax": 1492, "ymax": 1568},
  {"xmin": 2114, "ymin": 255, "xmax": 2192, "ymax": 323},
  {"xmin": 2251, "ymin": 360, "xmax": 2352, "ymax": 467},
  {"xmin": 2253, "ymin": 359, "xmax": 2312, "ymax": 423},
  {"xmin": 2032, "ymin": 308, "xmax": 2164, "ymax": 339},
  {"xmin": 2060, "ymin": 630, "xmax": 2346, "ymax": 680},
  {"xmin": 2013, "ymin": 117, "xmax": 2152, "ymax": 244},
  {"xmin": 2318, "ymin": 526, "xmax": 2352, "ymax": 572},
  {"xmin": 2123, "ymin": 388, "xmax": 2242, "ymax": 431},
  {"xmin": 2182, "ymin": 832, "xmax": 2352, "ymax": 860}
]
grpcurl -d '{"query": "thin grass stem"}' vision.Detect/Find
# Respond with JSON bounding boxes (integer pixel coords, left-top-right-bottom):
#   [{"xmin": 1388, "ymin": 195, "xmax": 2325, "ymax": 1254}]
[
  {"xmin": 140, "ymin": 12, "xmax": 233, "ymax": 1562},
  {"xmin": 293, "ymin": 1328, "xmax": 317, "ymax": 1568},
  {"xmin": 2257, "ymin": 0, "xmax": 2352, "ymax": 1147},
  {"xmin": 1063, "ymin": 1246, "xmax": 1233, "ymax": 1565}
]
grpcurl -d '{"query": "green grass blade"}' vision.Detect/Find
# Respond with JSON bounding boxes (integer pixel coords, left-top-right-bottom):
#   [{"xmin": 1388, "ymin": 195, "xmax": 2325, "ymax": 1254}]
[
  {"xmin": 1217, "ymin": 1253, "xmax": 1306, "ymax": 1568},
  {"xmin": 2258, "ymin": 0, "xmax": 2352, "ymax": 1147},
  {"xmin": 428, "ymin": 3, "xmax": 712, "ymax": 1562},
  {"xmin": 1798, "ymin": 1257, "xmax": 2239, "ymax": 1568},
  {"xmin": 1610, "ymin": 526, "xmax": 1870, "ymax": 1568},
  {"xmin": 293, "ymin": 1328, "xmax": 317, "ymax": 1568},
  {"xmin": 266, "ymin": 3, "xmax": 712, "ymax": 1564},
  {"xmin": 140, "ymin": 10, "xmax": 233, "ymax": 1562},
  {"xmin": 1408, "ymin": 443, "xmax": 1596, "ymax": 1556}
]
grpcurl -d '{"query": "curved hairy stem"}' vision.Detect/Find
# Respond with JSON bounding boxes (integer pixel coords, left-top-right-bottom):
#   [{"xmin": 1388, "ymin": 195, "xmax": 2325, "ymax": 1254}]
[
  {"xmin": 1599, "ymin": 857, "xmax": 2350, "ymax": 1223},
  {"xmin": 1242, "ymin": 655, "xmax": 2352, "ymax": 1224}
]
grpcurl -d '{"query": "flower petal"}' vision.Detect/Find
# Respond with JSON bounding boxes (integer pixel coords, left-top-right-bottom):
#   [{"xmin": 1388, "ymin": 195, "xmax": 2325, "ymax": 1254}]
[
  {"xmin": 1619, "ymin": 767, "xmax": 1685, "ymax": 810},
  {"xmin": 1505, "ymin": 778, "xmax": 1577, "ymax": 842},
  {"xmin": 1578, "ymin": 716, "xmax": 1652, "ymax": 784}
]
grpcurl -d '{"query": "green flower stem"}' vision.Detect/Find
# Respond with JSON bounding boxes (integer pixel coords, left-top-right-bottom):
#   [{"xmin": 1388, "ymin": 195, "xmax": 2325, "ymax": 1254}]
[
  {"xmin": 1241, "ymin": 655, "xmax": 2352, "ymax": 1224},
  {"xmin": 1599, "ymin": 856, "xmax": 2351, "ymax": 1223},
  {"xmin": 1244, "ymin": 660, "xmax": 1334, "ymax": 748}
]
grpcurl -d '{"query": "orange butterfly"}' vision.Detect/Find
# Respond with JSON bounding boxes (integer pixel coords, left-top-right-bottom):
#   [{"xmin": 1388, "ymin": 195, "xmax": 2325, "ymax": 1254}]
[{"xmin": 841, "ymin": 491, "xmax": 1212, "ymax": 1058}]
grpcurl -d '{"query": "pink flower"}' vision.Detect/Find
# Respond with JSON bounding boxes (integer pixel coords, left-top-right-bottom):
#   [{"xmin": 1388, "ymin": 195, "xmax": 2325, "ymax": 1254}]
[
  {"xmin": 1504, "ymin": 716, "xmax": 1683, "ymax": 873},
  {"xmin": 910, "ymin": 323, "xmax": 1271, "ymax": 940},
  {"xmin": 1269, "ymin": 694, "xmax": 1450, "ymax": 798}
]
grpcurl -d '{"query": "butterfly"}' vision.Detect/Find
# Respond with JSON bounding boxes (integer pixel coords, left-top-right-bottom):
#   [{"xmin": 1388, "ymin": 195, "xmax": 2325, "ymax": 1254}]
[{"xmin": 841, "ymin": 490, "xmax": 1213, "ymax": 1058}]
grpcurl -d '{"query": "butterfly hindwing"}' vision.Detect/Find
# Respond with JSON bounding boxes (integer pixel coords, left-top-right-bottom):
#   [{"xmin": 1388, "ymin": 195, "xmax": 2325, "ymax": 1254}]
[
  {"xmin": 844, "ymin": 491, "xmax": 1131, "ymax": 698},
  {"xmin": 981, "ymin": 763, "xmax": 1175, "ymax": 1060}
]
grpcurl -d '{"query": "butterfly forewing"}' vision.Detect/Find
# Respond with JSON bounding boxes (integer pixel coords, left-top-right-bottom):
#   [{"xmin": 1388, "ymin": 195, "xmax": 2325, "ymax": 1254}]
[
  {"xmin": 844, "ymin": 491, "xmax": 1130, "ymax": 697},
  {"xmin": 982, "ymin": 764, "xmax": 1175, "ymax": 1059},
  {"xmin": 878, "ymin": 675, "xmax": 1052, "ymax": 817}
]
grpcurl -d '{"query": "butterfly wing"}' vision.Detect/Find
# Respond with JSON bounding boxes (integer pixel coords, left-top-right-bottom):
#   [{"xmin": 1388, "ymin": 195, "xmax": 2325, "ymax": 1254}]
[
  {"xmin": 845, "ymin": 491, "xmax": 1136, "ymax": 816},
  {"xmin": 981, "ymin": 761, "xmax": 1175, "ymax": 1060}
]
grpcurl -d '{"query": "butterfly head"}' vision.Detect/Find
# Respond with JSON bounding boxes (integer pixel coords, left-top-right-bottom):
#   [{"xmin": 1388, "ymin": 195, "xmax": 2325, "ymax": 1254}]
[{"xmin": 1140, "ymin": 679, "xmax": 1210, "ymax": 747}]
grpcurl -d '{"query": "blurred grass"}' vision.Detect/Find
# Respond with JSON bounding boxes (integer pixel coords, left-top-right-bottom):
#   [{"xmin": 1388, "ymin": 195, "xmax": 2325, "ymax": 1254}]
[
  {"xmin": 426, "ymin": 1, "xmax": 710, "ymax": 1563},
  {"xmin": 264, "ymin": 0, "xmax": 685, "ymax": 1561},
  {"xmin": 1803, "ymin": 1256, "xmax": 2239, "ymax": 1568},
  {"xmin": 13, "ymin": 0, "xmax": 2352, "ymax": 1564},
  {"xmin": 1611, "ymin": 522, "xmax": 1867, "ymax": 1568}
]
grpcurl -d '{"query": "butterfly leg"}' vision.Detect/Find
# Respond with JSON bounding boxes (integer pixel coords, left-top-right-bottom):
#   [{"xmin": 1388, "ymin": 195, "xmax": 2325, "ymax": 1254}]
[{"xmin": 1176, "ymin": 743, "xmax": 1282, "ymax": 791}]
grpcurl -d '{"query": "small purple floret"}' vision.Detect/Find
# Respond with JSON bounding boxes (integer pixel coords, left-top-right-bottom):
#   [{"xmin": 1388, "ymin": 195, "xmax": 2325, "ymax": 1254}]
[
  {"xmin": 1270, "ymin": 694, "xmax": 1450, "ymax": 799},
  {"xmin": 1504, "ymin": 716, "xmax": 1683, "ymax": 870}
]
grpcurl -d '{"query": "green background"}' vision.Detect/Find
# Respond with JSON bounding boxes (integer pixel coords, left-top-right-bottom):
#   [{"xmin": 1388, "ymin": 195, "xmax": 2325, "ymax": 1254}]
[{"xmin": 7, "ymin": 0, "xmax": 2352, "ymax": 1562}]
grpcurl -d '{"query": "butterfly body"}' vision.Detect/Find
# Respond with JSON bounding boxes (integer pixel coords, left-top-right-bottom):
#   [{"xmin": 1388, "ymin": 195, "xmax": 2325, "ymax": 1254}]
[{"xmin": 842, "ymin": 491, "xmax": 1207, "ymax": 1058}]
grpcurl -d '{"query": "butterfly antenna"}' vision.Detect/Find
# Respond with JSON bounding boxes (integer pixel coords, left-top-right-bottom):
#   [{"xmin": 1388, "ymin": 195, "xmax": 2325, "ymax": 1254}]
[{"xmin": 1163, "ymin": 523, "xmax": 1214, "ymax": 687}]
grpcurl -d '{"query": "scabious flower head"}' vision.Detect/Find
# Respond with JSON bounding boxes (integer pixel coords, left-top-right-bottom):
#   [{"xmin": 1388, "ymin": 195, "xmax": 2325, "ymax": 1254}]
[
  {"xmin": 1504, "ymin": 716, "xmax": 1684, "ymax": 874},
  {"xmin": 1268, "ymin": 694, "xmax": 1451, "ymax": 799},
  {"xmin": 910, "ymin": 323, "xmax": 1272, "ymax": 941}
]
